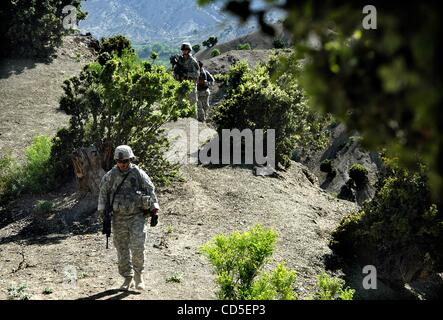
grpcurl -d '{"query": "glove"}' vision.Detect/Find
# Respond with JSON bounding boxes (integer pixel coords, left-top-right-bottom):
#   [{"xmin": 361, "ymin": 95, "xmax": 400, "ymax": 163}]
[{"xmin": 150, "ymin": 208, "xmax": 159, "ymax": 227}]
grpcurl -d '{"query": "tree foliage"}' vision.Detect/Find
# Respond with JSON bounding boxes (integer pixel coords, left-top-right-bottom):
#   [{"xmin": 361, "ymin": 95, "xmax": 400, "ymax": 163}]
[
  {"xmin": 330, "ymin": 158, "xmax": 443, "ymax": 285},
  {"xmin": 203, "ymin": 36, "xmax": 218, "ymax": 48},
  {"xmin": 212, "ymin": 56, "xmax": 329, "ymax": 168},
  {"xmin": 0, "ymin": 0, "xmax": 86, "ymax": 58},
  {"xmin": 54, "ymin": 36, "xmax": 194, "ymax": 186}
]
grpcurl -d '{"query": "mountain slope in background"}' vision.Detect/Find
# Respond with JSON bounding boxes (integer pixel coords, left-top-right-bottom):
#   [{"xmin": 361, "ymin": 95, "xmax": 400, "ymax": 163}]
[{"xmin": 79, "ymin": 0, "xmax": 284, "ymax": 44}]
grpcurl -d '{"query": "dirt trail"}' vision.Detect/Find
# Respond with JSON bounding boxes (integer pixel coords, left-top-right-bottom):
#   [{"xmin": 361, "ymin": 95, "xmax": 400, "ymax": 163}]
[
  {"xmin": 0, "ymin": 37, "xmax": 357, "ymax": 300},
  {"xmin": 0, "ymin": 157, "xmax": 356, "ymax": 300}
]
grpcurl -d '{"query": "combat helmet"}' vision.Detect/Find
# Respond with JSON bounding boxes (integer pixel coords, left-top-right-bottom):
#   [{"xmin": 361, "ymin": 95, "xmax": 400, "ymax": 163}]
[
  {"xmin": 114, "ymin": 145, "xmax": 135, "ymax": 160},
  {"xmin": 181, "ymin": 42, "xmax": 192, "ymax": 51}
]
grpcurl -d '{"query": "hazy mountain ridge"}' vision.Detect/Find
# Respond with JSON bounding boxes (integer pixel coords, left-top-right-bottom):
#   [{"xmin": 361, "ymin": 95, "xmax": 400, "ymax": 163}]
[{"xmin": 79, "ymin": 0, "xmax": 283, "ymax": 44}]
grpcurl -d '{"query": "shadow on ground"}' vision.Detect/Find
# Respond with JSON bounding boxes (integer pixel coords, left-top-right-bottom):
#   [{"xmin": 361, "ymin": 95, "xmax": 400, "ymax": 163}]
[{"xmin": 77, "ymin": 289, "xmax": 141, "ymax": 300}]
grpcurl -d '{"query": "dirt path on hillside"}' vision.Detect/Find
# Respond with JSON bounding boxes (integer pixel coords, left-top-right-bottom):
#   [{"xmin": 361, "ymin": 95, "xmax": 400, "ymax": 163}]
[{"xmin": 0, "ymin": 159, "xmax": 356, "ymax": 300}]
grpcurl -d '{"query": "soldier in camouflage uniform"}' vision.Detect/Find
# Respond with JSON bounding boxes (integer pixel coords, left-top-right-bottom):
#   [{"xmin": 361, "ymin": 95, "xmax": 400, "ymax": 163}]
[
  {"xmin": 173, "ymin": 42, "xmax": 200, "ymax": 118},
  {"xmin": 197, "ymin": 60, "xmax": 215, "ymax": 122},
  {"xmin": 98, "ymin": 145, "xmax": 160, "ymax": 291}
]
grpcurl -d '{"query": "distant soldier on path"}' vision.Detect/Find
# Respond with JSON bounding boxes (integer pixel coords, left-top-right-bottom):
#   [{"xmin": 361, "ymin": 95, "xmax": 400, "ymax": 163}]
[
  {"xmin": 197, "ymin": 60, "xmax": 215, "ymax": 122},
  {"xmin": 173, "ymin": 42, "xmax": 200, "ymax": 119},
  {"xmin": 98, "ymin": 145, "xmax": 160, "ymax": 291}
]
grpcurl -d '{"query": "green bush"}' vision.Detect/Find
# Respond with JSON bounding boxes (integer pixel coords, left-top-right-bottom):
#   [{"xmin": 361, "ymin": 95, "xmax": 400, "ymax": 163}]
[
  {"xmin": 349, "ymin": 164, "xmax": 369, "ymax": 187},
  {"xmin": 23, "ymin": 136, "xmax": 55, "ymax": 193},
  {"xmin": 273, "ymin": 37, "xmax": 288, "ymax": 49},
  {"xmin": 0, "ymin": 136, "xmax": 56, "ymax": 205},
  {"xmin": 192, "ymin": 44, "xmax": 201, "ymax": 53},
  {"xmin": 201, "ymin": 225, "xmax": 297, "ymax": 300},
  {"xmin": 0, "ymin": 0, "xmax": 86, "ymax": 58},
  {"xmin": 330, "ymin": 158, "xmax": 443, "ymax": 285},
  {"xmin": 212, "ymin": 57, "xmax": 329, "ymax": 168},
  {"xmin": 313, "ymin": 273, "xmax": 355, "ymax": 300},
  {"xmin": 203, "ymin": 36, "xmax": 218, "ymax": 48},
  {"xmin": 211, "ymin": 49, "xmax": 221, "ymax": 57},
  {"xmin": 320, "ymin": 159, "xmax": 333, "ymax": 173},
  {"xmin": 7, "ymin": 283, "xmax": 31, "ymax": 300},
  {"xmin": 55, "ymin": 36, "xmax": 194, "ymax": 186},
  {"xmin": 237, "ymin": 43, "xmax": 251, "ymax": 50},
  {"xmin": 35, "ymin": 200, "xmax": 54, "ymax": 214}
]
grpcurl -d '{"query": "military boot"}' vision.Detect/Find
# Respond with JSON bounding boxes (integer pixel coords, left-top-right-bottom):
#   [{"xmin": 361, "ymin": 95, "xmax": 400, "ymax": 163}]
[
  {"xmin": 134, "ymin": 272, "xmax": 145, "ymax": 291},
  {"xmin": 120, "ymin": 277, "xmax": 134, "ymax": 291}
]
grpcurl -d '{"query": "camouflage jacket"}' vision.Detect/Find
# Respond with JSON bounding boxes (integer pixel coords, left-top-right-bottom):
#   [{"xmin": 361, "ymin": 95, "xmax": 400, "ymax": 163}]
[
  {"xmin": 97, "ymin": 164, "xmax": 159, "ymax": 216},
  {"xmin": 174, "ymin": 54, "xmax": 200, "ymax": 81}
]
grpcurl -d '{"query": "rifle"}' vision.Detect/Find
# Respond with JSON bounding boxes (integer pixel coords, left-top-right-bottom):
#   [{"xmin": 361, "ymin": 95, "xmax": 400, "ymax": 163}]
[
  {"xmin": 102, "ymin": 172, "xmax": 130, "ymax": 249},
  {"xmin": 103, "ymin": 193, "xmax": 112, "ymax": 249},
  {"xmin": 170, "ymin": 54, "xmax": 186, "ymax": 81}
]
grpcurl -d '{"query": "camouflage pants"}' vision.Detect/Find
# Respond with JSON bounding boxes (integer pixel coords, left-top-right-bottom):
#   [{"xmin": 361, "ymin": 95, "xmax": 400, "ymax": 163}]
[
  {"xmin": 197, "ymin": 89, "xmax": 210, "ymax": 122},
  {"xmin": 113, "ymin": 213, "xmax": 147, "ymax": 278}
]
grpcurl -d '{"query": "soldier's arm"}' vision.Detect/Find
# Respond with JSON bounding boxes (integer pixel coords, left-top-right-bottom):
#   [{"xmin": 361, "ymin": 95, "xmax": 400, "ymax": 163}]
[{"xmin": 139, "ymin": 170, "xmax": 160, "ymax": 210}]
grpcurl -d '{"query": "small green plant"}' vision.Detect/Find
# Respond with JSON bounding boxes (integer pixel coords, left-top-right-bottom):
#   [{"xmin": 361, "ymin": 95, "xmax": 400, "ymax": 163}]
[
  {"xmin": 211, "ymin": 49, "xmax": 221, "ymax": 57},
  {"xmin": 237, "ymin": 43, "xmax": 251, "ymax": 50},
  {"xmin": 320, "ymin": 159, "xmax": 333, "ymax": 173},
  {"xmin": 313, "ymin": 273, "xmax": 355, "ymax": 300},
  {"xmin": 150, "ymin": 51, "xmax": 159, "ymax": 62},
  {"xmin": 273, "ymin": 37, "xmax": 288, "ymax": 49},
  {"xmin": 166, "ymin": 273, "xmax": 182, "ymax": 283},
  {"xmin": 35, "ymin": 200, "xmax": 54, "ymax": 214},
  {"xmin": 0, "ymin": 136, "xmax": 56, "ymax": 205},
  {"xmin": 192, "ymin": 44, "xmax": 201, "ymax": 53},
  {"xmin": 166, "ymin": 225, "xmax": 174, "ymax": 234},
  {"xmin": 201, "ymin": 224, "xmax": 297, "ymax": 300},
  {"xmin": 349, "ymin": 164, "xmax": 369, "ymax": 187},
  {"xmin": 42, "ymin": 287, "xmax": 53, "ymax": 295},
  {"xmin": 7, "ymin": 283, "xmax": 32, "ymax": 300}
]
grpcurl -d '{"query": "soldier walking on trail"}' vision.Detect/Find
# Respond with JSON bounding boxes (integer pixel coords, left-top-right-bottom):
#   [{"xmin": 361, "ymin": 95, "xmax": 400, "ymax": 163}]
[
  {"xmin": 173, "ymin": 42, "xmax": 200, "ymax": 118},
  {"xmin": 197, "ymin": 60, "xmax": 215, "ymax": 122},
  {"xmin": 97, "ymin": 145, "xmax": 160, "ymax": 291}
]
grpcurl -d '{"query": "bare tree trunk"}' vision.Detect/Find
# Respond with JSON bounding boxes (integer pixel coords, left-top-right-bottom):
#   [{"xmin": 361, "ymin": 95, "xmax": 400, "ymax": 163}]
[{"xmin": 72, "ymin": 143, "xmax": 111, "ymax": 195}]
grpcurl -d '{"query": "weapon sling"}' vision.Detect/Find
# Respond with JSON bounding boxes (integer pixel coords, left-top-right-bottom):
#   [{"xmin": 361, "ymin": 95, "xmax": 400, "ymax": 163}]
[{"xmin": 105, "ymin": 171, "xmax": 130, "ymax": 248}]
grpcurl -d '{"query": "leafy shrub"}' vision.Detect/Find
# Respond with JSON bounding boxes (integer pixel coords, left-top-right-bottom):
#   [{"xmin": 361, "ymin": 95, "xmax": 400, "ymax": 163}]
[
  {"xmin": 237, "ymin": 43, "xmax": 251, "ymax": 50},
  {"xmin": 203, "ymin": 36, "xmax": 218, "ymax": 48},
  {"xmin": 330, "ymin": 158, "xmax": 443, "ymax": 285},
  {"xmin": 0, "ymin": 136, "xmax": 56, "ymax": 205},
  {"xmin": 320, "ymin": 159, "xmax": 333, "ymax": 173},
  {"xmin": 7, "ymin": 283, "xmax": 31, "ymax": 300},
  {"xmin": 55, "ymin": 36, "xmax": 194, "ymax": 186},
  {"xmin": 35, "ymin": 200, "xmax": 54, "ymax": 214},
  {"xmin": 23, "ymin": 136, "xmax": 55, "ymax": 193},
  {"xmin": 192, "ymin": 44, "xmax": 201, "ymax": 53},
  {"xmin": 313, "ymin": 273, "xmax": 355, "ymax": 300},
  {"xmin": 211, "ymin": 49, "xmax": 221, "ymax": 57},
  {"xmin": 99, "ymin": 35, "xmax": 134, "ymax": 57},
  {"xmin": 201, "ymin": 225, "xmax": 297, "ymax": 300},
  {"xmin": 273, "ymin": 37, "xmax": 288, "ymax": 49},
  {"xmin": 349, "ymin": 164, "xmax": 368, "ymax": 187},
  {"xmin": 212, "ymin": 57, "xmax": 329, "ymax": 168},
  {"xmin": 0, "ymin": 0, "xmax": 86, "ymax": 58}
]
